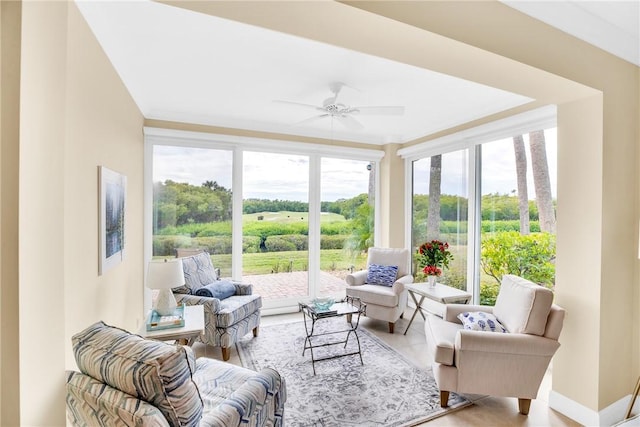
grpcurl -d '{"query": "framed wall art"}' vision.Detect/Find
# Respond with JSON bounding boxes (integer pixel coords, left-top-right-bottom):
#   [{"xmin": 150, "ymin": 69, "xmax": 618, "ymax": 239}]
[{"xmin": 99, "ymin": 166, "xmax": 127, "ymax": 275}]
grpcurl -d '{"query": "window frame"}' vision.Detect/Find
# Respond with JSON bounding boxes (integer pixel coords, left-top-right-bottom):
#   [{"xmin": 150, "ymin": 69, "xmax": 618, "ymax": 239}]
[
  {"xmin": 399, "ymin": 106, "xmax": 557, "ymax": 304},
  {"xmin": 144, "ymin": 127, "xmax": 384, "ymax": 313}
]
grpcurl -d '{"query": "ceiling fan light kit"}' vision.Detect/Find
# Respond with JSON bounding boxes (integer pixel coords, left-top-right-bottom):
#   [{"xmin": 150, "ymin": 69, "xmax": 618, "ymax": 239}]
[{"xmin": 276, "ymin": 82, "xmax": 405, "ymax": 130}]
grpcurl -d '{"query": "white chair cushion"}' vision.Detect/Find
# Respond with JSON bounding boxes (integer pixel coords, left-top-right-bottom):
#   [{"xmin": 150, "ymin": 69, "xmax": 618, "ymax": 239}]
[
  {"xmin": 493, "ymin": 275, "xmax": 553, "ymax": 336},
  {"xmin": 345, "ymin": 284, "xmax": 399, "ymax": 308}
]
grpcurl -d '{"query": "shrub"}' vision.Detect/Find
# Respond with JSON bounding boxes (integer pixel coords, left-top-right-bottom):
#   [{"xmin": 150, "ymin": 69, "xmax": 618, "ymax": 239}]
[
  {"xmin": 153, "ymin": 235, "xmax": 193, "ymax": 256},
  {"xmin": 439, "ymin": 266, "xmax": 466, "ymax": 291},
  {"xmin": 264, "ymin": 236, "xmax": 298, "ymax": 252},
  {"xmin": 243, "ymin": 236, "xmax": 261, "ymax": 253},
  {"xmin": 194, "ymin": 236, "xmax": 232, "ymax": 255},
  {"xmin": 320, "ymin": 235, "xmax": 346, "ymax": 250},
  {"xmin": 481, "ymin": 231, "xmax": 555, "ymax": 288},
  {"xmin": 480, "ymin": 281, "xmax": 500, "ymax": 306}
]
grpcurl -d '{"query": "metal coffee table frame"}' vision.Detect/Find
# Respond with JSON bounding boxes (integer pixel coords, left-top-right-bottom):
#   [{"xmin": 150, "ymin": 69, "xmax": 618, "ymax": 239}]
[{"xmin": 298, "ymin": 296, "xmax": 366, "ymax": 375}]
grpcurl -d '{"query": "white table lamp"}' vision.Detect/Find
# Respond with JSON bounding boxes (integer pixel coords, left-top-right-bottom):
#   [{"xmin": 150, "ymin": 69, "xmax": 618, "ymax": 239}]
[{"xmin": 146, "ymin": 259, "xmax": 184, "ymax": 316}]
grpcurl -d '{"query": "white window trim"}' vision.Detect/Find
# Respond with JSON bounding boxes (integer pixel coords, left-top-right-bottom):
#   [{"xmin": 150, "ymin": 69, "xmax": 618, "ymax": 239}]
[
  {"xmin": 144, "ymin": 127, "xmax": 385, "ymax": 161},
  {"xmin": 398, "ymin": 105, "xmax": 557, "ymax": 161}
]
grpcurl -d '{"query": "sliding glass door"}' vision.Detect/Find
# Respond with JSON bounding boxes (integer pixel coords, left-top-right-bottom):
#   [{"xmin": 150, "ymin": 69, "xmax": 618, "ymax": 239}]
[
  {"xmin": 242, "ymin": 151, "xmax": 310, "ymax": 305},
  {"xmin": 318, "ymin": 158, "xmax": 374, "ymax": 298}
]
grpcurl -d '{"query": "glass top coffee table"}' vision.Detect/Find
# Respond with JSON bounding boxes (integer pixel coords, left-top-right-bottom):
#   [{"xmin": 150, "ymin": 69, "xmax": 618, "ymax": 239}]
[{"xmin": 298, "ymin": 296, "xmax": 366, "ymax": 375}]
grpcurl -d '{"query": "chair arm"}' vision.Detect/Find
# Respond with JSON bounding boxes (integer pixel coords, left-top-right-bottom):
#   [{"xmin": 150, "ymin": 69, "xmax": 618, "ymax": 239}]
[
  {"xmin": 456, "ymin": 330, "xmax": 560, "ymax": 357},
  {"xmin": 232, "ymin": 282, "xmax": 253, "ymax": 295},
  {"xmin": 203, "ymin": 368, "xmax": 285, "ymax": 427},
  {"xmin": 346, "ymin": 270, "xmax": 368, "ymax": 286},
  {"xmin": 174, "ymin": 293, "xmax": 221, "ymax": 314},
  {"xmin": 392, "ymin": 274, "xmax": 413, "ymax": 294},
  {"xmin": 444, "ymin": 304, "xmax": 493, "ymax": 323},
  {"xmin": 66, "ymin": 371, "xmax": 170, "ymax": 427}
]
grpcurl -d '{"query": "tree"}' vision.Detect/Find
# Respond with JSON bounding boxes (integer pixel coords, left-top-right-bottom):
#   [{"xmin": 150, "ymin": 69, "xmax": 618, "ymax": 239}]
[
  {"xmin": 427, "ymin": 155, "xmax": 442, "ymax": 240},
  {"xmin": 367, "ymin": 162, "xmax": 375, "ymax": 207},
  {"xmin": 529, "ymin": 130, "xmax": 556, "ymax": 233},
  {"xmin": 513, "ymin": 135, "xmax": 530, "ymax": 235}
]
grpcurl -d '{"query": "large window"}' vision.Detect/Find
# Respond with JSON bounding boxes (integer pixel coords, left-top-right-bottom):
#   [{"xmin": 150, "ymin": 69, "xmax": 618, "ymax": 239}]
[
  {"xmin": 479, "ymin": 130, "xmax": 557, "ymax": 305},
  {"xmin": 403, "ymin": 108, "xmax": 557, "ymax": 305},
  {"xmin": 145, "ymin": 128, "xmax": 382, "ymax": 312},
  {"xmin": 412, "ymin": 150, "xmax": 469, "ymax": 292},
  {"xmin": 151, "ymin": 145, "xmax": 233, "ymax": 277}
]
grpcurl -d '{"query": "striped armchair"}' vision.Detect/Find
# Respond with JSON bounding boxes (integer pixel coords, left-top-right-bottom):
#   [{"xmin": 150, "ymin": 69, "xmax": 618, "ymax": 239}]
[
  {"xmin": 173, "ymin": 252, "xmax": 262, "ymax": 361},
  {"xmin": 66, "ymin": 321, "xmax": 286, "ymax": 427}
]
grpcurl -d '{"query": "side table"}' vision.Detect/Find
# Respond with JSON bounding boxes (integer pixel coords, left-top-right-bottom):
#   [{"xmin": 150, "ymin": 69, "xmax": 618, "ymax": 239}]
[
  {"xmin": 403, "ymin": 282, "xmax": 471, "ymax": 335},
  {"xmin": 140, "ymin": 305, "xmax": 205, "ymax": 346}
]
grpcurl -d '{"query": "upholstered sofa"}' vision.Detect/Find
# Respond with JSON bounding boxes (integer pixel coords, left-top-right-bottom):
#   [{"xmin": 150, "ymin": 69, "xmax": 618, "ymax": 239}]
[
  {"xmin": 174, "ymin": 251, "xmax": 262, "ymax": 361},
  {"xmin": 66, "ymin": 321, "xmax": 286, "ymax": 427}
]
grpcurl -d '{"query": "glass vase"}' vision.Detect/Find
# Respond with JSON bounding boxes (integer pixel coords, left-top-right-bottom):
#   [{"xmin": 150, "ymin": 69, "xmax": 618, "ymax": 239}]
[{"xmin": 427, "ymin": 275, "xmax": 437, "ymax": 288}]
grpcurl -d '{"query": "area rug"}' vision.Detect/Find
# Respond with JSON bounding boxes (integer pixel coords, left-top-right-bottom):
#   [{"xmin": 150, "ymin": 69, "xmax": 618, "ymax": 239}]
[{"xmin": 236, "ymin": 317, "xmax": 471, "ymax": 427}]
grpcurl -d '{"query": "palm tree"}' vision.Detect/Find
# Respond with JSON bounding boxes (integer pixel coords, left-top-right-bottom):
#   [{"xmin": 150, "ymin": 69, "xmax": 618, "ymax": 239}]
[
  {"xmin": 529, "ymin": 130, "xmax": 556, "ymax": 233},
  {"xmin": 427, "ymin": 155, "xmax": 442, "ymax": 240},
  {"xmin": 513, "ymin": 135, "xmax": 530, "ymax": 235}
]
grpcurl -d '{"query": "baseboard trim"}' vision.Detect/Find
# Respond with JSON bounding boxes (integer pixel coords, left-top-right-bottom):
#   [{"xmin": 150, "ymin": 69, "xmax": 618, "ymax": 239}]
[{"xmin": 549, "ymin": 390, "xmax": 639, "ymax": 426}]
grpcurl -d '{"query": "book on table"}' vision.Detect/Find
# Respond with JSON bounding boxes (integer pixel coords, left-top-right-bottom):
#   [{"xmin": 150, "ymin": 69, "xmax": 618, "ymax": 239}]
[{"xmin": 146, "ymin": 304, "xmax": 185, "ymax": 331}]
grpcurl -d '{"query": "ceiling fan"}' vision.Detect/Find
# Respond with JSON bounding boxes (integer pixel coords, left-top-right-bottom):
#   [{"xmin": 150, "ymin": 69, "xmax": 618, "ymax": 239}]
[{"xmin": 275, "ymin": 82, "xmax": 405, "ymax": 130}]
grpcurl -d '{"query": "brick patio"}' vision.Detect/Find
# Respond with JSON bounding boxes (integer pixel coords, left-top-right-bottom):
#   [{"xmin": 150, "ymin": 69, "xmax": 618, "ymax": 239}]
[{"xmin": 243, "ymin": 270, "xmax": 348, "ymax": 300}]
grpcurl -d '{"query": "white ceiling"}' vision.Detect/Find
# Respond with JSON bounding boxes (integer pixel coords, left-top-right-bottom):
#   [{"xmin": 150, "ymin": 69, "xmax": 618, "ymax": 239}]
[{"xmin": 76, "ymin": 1, "xmax": 638, "ymax": 146}]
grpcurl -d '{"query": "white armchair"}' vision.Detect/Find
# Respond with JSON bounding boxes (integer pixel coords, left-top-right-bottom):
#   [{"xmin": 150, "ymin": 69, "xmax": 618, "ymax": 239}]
[
  {"xmin": 424, "ymin": 274, "xmax": 565, "ymax": 414},
  {"xmin": 345, "ymin": 247, "xmax": 413, "ymax": 333}
]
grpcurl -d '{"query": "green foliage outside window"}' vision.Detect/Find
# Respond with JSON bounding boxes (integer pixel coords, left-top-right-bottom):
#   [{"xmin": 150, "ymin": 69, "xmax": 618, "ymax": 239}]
[{"xmin": 481, "ymin": 231, "xmax": 556, "ymax": 288}]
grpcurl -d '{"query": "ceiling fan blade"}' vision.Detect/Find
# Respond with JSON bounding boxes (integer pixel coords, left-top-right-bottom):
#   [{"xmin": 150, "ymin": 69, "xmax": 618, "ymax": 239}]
[
  {"xmin": 274, "ymin": 100, "xmax": 325, "ymax": 112},
  {"xmin": 329, "ymin": 81, "xmax": 346, "ymax": 105},
  {"xmin": 292, "ymin": 114, "xmax": 329, "ymax": 126},
  {"xmin": 350, "ymin": 106, "xmax": 405, "ymax": 115},
  {"xmin": 335, "ymin": 114, "xmax": 364, "ymax": 130}
]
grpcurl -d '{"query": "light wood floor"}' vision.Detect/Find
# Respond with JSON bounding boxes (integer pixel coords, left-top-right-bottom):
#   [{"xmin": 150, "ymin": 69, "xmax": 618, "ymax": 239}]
[{"xmin": 192, "ymin": 309, "xmax": 581, "ymax": 427}]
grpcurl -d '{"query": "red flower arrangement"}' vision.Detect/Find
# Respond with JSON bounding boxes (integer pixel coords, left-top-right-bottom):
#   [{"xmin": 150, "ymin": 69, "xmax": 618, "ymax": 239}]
[
  {"xmin": 422, "ymin": 265, "xmax": 442, "ymax": 276},
  {"xmin": 416, "ymin": 239, "xmax": 454, "ymax": 277}
]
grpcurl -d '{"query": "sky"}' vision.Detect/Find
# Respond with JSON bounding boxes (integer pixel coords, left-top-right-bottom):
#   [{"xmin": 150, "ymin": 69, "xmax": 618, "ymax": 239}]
[
  {"xmin": 413, "ymin": 128, "xmax": 558, "ymax": 199},
  {"xmin": 153, "ymin": 147, "xmax": 371, "ymax": 202},
  {"xmin": 154, "ymin": 127, "xmax": 557, "ymax": 202}
]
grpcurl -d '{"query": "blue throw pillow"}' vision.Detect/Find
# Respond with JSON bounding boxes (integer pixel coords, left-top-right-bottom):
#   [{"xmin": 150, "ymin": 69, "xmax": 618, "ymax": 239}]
[
  {"xmin": 457, "ymin": 311, "xmax": 508, "ymax": 333},
  {"xmin": 194, "ymin": 280, "xmax": 236, "ymax": 300},
  {"xmin": 366, "ymin": 264, "xmax": 399, "ymax": 287}
]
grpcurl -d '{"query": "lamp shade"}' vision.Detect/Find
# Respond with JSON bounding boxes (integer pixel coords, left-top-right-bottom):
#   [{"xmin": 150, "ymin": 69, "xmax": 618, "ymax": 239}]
[
  {"xmin": 147, "ymin": 259, "xmax": 184, "ymax": 316},
  {"xmin": 146, "ymin": 259, "xmax": 184, "ymax": 290}
]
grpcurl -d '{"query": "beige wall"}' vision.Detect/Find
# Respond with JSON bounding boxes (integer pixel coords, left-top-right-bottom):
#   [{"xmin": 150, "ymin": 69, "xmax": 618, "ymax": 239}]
[
  {"xmin": 16, "ymin": 2, "xmax": 144, "ymax": 425},
  {"xmin": 378, "ymin": 143, "xmax": 405, "ymax": 248},
  {"xmin": 19, "ymin": 1, "xmax": 68, "ymax": 423},
  {"xmin": 0, "ymin": 1, "xmax": 21, "ymax": 425},
  {"xmin": 63, "ymin": 1, "xmax": 145, "ymax": 360}
]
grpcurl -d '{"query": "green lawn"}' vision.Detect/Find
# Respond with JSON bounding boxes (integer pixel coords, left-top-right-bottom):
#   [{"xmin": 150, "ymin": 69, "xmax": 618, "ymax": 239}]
[
  {"xmin": 209, "ymin": 249, "xmax": 367, "ymax": 276},
  {"xmin": 243, "ymin": 211, "xmax": 346, "ymax": 223}
]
